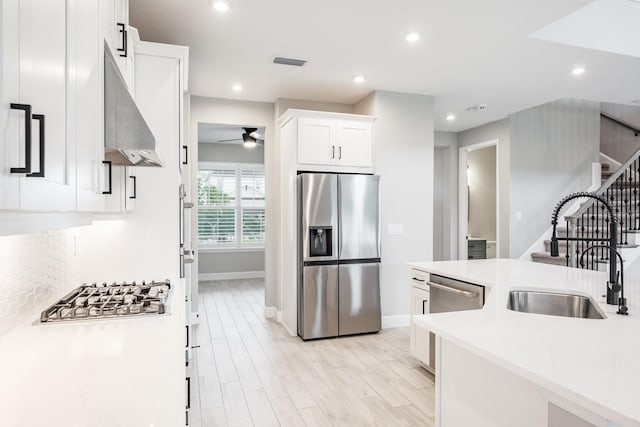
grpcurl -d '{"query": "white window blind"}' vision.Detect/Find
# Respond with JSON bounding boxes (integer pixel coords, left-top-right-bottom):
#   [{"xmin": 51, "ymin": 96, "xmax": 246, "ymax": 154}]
[{"xmin": 198, "ymin": 163, "xmax": 265, "ymax": 247}]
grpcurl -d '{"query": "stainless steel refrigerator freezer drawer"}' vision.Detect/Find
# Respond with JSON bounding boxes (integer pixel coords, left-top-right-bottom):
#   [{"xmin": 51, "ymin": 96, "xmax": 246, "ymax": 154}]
[
  {"xmin": 300, "ymin": 264, "xmax": 339, "ymax": 339},
  {"xmin": 338, "ymin": 262, "xmax": 381, "ymax": 336}
]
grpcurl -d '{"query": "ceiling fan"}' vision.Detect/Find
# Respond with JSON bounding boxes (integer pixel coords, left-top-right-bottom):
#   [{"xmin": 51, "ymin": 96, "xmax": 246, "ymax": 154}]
[{"xmin": 216, "ymin": 127, "xmax": 264, "ymax": 148}]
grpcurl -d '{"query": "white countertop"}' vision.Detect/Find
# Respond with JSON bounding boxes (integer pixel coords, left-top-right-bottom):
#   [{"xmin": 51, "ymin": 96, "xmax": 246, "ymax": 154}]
[
  {"xmin": 409, "ymin": 259, "xmax": 640, "ymax": 427},
  {"xmin": 0, "ymin": 279, "xmax": 185, "ymax": 427}
]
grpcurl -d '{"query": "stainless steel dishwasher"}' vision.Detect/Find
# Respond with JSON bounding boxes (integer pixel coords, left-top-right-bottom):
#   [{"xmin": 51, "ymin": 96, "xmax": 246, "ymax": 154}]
[{"xmin": 427, "ymin": 274, "xmax": 485, "ymax": 372}]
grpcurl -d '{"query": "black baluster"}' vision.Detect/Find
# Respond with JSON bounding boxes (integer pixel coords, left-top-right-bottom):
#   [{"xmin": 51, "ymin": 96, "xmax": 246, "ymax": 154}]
[
  {"xmin": 587, "ymin": 210, "xmax": 598, "ymax": 270},
  {"xmin": 565, "ymin": 218, "xmax": 570, "ymax": 267},
  {"xmin": 579, "ymin": 215, "xmax": 584, "ymax": 269}
]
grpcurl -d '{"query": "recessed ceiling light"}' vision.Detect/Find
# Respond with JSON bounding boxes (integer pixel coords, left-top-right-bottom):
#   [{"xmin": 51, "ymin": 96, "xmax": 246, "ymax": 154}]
[
  {"xmin": 445, "ymin": 114, "xmax": 456, "ymax": 122},
  {"xmin": 405, "ymin": 32, "xmax": 421, "ymax": 43},
  {"xmin": 210, "ymin": 0, "xmax": 231, "ymax": 12},
  {"xmin": 353, "ymin": 75, "xmax": 365, "ymax": 84},
  {"xmin": 232, "ymin": 83, "xmax": 243, "ymax": 92},
  {"xmin": 571, "ymin": 67, "xmax": 586, "ymax": 76}
]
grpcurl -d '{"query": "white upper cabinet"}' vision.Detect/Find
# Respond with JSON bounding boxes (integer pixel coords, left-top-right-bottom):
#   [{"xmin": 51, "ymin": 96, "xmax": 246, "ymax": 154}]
[
  {"xmin": 102, "ymin": 0, "xmax": 134, "ymax": 93},
  {"xmin": 70, "ymin": 0, "xmax": 106, "ymax": 212},
  {"xmin": 335, "ymin": 120, "xmax": 373, "ymax": 168},
  {"xmin": 103, "ymin": 165, "xmax": 136, "ymax": 213},
  {"xmin": 297, "ymin": 118, "xmax": 335, "ymax": 165},
  {"xmin": 282, "ymin": 110, "xmax": 375, "ymax": 173},
  {"xmin": 0, "ymin": 0, "xmax": 75, "ymax": 211}
]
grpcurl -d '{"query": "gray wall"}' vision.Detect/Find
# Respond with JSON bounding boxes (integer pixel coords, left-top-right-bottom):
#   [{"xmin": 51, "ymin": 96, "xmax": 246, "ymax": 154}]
[
  {"xmin": 434, "ymin": 131, "xmax": 459, "ymax": 260},
  {"xmin": 509, "ymin": 98, "xmax": 600, "ymax": 258},
  {"xmin": 197, "ymin": 139, "xmax": 265, "ymax": 277},
  {"xmin": 274, "ymin": 98, "xmax": 355, "ymax": 119},
  {"xmin": 199, "ymin": 250, "xmax": 265, "ymax": 275},
  {"xmin": 459, "ymin": 119, "xmax": 511, "ymax": 257},
  {"xmin": 198, "ymin": 142, "xmax": 264, "ymax": 164},
  {"xmin": 190, "ymin": 97, "xmax": 276, "ymax": 305},
  {"xmin": 468, "ymin": 146, "xmax": 497, "ymax": 240},
  {"xmin": 355, "ymin": 91, "xmax": 434, "ymax": 317},
  {"xmin": 600, "ymin": 102, "xmax": 640, "ymax": 163}
]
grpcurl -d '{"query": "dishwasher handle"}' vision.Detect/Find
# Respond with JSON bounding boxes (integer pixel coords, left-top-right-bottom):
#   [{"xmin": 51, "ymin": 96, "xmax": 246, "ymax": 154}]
[{"xmin": 427, "ymin": 281, "xmax": 477, "ymax": 298}]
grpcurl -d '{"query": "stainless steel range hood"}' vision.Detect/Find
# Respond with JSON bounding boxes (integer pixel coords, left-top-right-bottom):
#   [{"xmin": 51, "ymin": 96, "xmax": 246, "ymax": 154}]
[{"xmin": 104, "ymin": 43, "xmax": 162, "ymax": 167}]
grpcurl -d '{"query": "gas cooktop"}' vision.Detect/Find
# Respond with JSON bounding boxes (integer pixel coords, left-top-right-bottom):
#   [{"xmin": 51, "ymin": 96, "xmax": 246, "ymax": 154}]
[{"xmin": 40, "ymin": 280, "xmax": 171, "ymax": 323}]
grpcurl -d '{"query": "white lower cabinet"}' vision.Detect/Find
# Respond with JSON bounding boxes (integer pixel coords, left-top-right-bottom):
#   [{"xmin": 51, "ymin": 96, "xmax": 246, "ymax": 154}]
[{"xmin": 409, "ymin": 271, "xmax": 430, "ymax": 366}]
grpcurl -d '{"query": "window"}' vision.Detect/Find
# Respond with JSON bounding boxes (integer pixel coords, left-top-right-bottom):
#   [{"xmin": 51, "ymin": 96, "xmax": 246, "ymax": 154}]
[{"xmin": 198, "ymin": 162, "xmax": 265, "ymax": 248}]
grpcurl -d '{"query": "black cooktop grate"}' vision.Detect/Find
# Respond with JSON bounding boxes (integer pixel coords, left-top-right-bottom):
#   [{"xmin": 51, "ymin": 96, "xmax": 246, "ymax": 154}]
[{"xmin": 40, "ymin": 280, "xmax": 171, "ymax": 323}]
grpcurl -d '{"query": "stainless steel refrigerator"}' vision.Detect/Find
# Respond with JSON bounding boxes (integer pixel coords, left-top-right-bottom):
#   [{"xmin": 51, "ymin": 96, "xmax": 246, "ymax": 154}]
[{"xmin": 297, "ymin": 173, "xmax": 381, "ymax": 340}]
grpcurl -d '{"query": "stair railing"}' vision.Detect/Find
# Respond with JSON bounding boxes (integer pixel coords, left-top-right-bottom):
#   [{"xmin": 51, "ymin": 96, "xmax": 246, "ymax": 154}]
[{"xmin": 564, "ymin": 144, "xmax": 640, "ymax": 270}]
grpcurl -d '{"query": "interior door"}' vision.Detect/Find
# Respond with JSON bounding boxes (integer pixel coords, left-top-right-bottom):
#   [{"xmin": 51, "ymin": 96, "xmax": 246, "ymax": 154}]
[{"xmin": 338, "ymin": 262, "xmax": 381, "ymax": 336}]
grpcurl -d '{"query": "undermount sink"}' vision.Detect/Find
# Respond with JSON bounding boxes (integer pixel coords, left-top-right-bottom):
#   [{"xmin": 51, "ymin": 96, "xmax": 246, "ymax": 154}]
[{"xmin": 507, "ymin": 290, "xmax": 606, "ymax": 319}]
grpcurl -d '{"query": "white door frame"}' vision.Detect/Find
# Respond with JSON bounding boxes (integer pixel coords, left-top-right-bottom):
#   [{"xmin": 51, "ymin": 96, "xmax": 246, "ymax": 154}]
[{"xmin": 458, "ymin": 139, "xmax": 500, "ymax": 260}]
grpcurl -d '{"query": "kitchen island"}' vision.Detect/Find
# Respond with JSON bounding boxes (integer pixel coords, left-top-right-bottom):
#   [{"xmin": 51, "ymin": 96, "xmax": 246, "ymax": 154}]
[
  {"xmin": 0, "ymin": 278, "xmax": 186, "ymax": 427},
  {"xmin": 409, "ymin": 259, "xmax": 640, "ymax": 427}
]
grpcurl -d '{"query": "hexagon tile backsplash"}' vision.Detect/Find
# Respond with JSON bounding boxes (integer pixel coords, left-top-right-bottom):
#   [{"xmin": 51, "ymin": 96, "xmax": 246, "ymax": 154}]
[{"xmin": 0, "ymin": 229, "xmax": 80, "ymax": 337}]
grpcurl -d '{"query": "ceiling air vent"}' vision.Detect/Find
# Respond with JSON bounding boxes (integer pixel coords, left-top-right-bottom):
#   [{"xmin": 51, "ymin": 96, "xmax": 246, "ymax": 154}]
[
  {"xmin": 273, "ymin": 57, "xmax": 307, "ymax": 67},
  {"xmin": 466, "ymin": 104, "xmax": 487, "ymax": 112}
]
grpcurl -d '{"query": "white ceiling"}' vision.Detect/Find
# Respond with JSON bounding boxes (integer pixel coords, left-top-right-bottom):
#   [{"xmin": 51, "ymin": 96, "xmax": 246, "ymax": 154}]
[
  {"xmin": 130, "ymin": 0, "xmax": 640, "ymax": 132},
  {"xmin": 531, "ymin": 0, "xmax": 640, "ymax": 59}
]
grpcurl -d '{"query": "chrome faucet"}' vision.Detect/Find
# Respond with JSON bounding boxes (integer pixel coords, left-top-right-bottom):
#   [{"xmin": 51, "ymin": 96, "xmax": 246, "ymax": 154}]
[
  {"xmin": 579, "ymin": 245, "xmax": 628, "ymax": 315},
  {"xmin": 550, "ymin": 192, "xmax": 627, "ymax": 314}
]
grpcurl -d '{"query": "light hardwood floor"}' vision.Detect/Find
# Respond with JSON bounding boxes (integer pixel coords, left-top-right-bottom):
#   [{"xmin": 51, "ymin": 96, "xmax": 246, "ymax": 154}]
[{"xmin": 191, "ymin": 279, "xmax": 435, "ymax": 427}]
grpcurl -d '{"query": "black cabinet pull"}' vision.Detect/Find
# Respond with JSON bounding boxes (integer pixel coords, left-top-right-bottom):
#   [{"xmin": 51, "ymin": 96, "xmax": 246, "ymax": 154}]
[
  {"xmin": 129, "ymin": 175, "xmax": 136, "ymax": 199},
  {"xmin": 185, "ymin": 325, "xmax": 189, "ymax": 348},
  {"xmin": 186, "ymin": 377, "xmax": 191, "ymax": 409},
  {"xmin": 26, "ymin": 114, "xmax": 45, "ymax": 178},
  {"xmin": 182, "ymin": 145, "xmax": 188, "ymax": 165},
  {"xmin": 116, "ymin": 23, "xmax": 127, "ymax": 58},
  {"xmin": 9, "ymin": 103, "xmax": 32, "ymax": 174},
  {"xmin": 102, "ymin": 160, "xmax": 112, "ymax": 194},
  {"xmin": 338, "ymin": 145, "xmax": 342, "ymax": 160}
]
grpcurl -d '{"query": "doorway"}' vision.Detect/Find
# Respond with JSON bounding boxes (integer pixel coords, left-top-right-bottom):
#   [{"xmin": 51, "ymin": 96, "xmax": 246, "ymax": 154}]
[
  {"xmin": 433, "ymin": 146, "xmax": 453, "ymax": 261},
  {"xmin": 458, "ymin": 140, "xmax": 499, "ymax": 260},
  {"xmin": 196, "ymin": 123, "xmax": 267, "ymax": 284}
]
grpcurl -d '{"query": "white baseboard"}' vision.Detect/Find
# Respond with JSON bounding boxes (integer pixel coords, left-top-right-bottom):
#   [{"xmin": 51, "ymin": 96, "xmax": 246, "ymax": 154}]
[
  {"xmin": 279, "ymin": 313, "xmax": 296, "ymax": 336},
  {"xmin": 382, "ymin": 314, "xmax": 410, "ymax": 329},
  {"xmin": 264, "ymin": 306, "xmax": 277, "ymax": 319},
  {"xmin": 199, "ymin": 271, "xmax": 265, "ymax": 281}
]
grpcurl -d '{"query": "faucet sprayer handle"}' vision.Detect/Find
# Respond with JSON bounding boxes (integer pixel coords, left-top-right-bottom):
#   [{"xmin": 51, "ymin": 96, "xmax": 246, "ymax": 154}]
[
  {"xmin": 611, "ymin": 271, "xmax": 622, "ymax": 293},
  {"xmin": 618, "ymin": 298, "xmax": 629, "ymax": 315}
]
